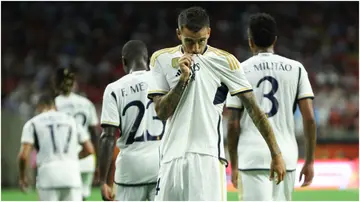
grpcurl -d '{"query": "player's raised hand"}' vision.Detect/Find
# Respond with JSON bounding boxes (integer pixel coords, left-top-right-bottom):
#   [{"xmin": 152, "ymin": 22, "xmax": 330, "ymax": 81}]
[
  {"xmin": 178, "ymin": 54, "xmax": 193, "ymax": 79},
  {"xmin": 101, "ymin": 183, "xmax": 114, "ymax": 201},
  {"xmin": 299, "ymin": 162, "xmax": 314, "ymax": 187},
  {"xmin": 270, "ymin": 154, "xmax": 286, "ymax": 185},
  {"xmin": 19, "ymin": 177, "xmax": 29, "ymax": 193},
  {"xmin": 231, "ymin": 169, "xmax": 238, "ymax": 189}
]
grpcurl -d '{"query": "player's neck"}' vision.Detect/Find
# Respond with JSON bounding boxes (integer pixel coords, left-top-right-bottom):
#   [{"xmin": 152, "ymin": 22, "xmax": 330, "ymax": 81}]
[
  {"xmin": 129, "ymin": 63, "xmax": 147, "ymax": 73},
  {"xmin": 253, "ymin": 48, "xmax": 274, "ymax": 55},
  {"xmin": 39, "ymin": 106, "xmax": 57, "ymax": 113}
]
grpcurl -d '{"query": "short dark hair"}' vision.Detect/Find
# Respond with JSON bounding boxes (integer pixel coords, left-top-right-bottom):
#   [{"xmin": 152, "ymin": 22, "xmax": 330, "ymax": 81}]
[
  {"xmin": 122, "ymin": 40, "xmax": 148, "ymax": 63},
  {"xmin": 249, "ymin": 13, "xmax": 277, "ymax": 48},
  {"xmin": 53, "ymin": 68, "xmax": 75, "ymax": 95},
  {"xmin": 36, "ymin": 92, "xmax": 55, "ymax": 107},
  {"xmin": 178, "ymin": 6, "xmax": 210, "ymax": 32}
]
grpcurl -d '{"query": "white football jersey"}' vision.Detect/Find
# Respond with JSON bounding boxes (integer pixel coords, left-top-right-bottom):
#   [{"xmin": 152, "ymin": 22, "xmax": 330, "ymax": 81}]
[
  {"xmin": 55, "ymin": 93, "xmax": 99, "ymax": 172},
  {"xmin": 20, "ymin": 110, "xmax": 89, "ymax": 188},
  {"xmin": 147, "ymin": 45, "xmax": 252, "ymax": 166},
  {"xmin": 226, "ymin": 52, "xmax": 314, "ymax": 170},
  {"xmin": 101, "ymin": 70, "xmax": 164, "ymax": 185}
]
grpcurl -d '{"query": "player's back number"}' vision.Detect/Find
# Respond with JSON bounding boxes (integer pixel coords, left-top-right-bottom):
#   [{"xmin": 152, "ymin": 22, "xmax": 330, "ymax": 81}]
[
  {"xmin": 256, "ymin": 76, "xmax": 279, "ymax": 117},
  {"xmin": 122, "ymin": 100, "xmax": 166, "ymax": 145}
]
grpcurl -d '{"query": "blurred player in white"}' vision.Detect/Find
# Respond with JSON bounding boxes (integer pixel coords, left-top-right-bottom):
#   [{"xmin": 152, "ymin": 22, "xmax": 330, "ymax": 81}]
[
  {"xmin": 18, "ymin": 93, "xmax": 95, "ymax": 201},
  {"xmin": 99, "ymin": 40, "xmax": 165, "ymax": 201},
  {"xmin": 226, "ymin": 13, "xmax": 317, "ymax": 201},
  {"xmin": 53, "ymin": 68, "xmax": 100, "ymax": 201},
  {"xmin": 147, "ymin": 7, "xmax": 285, "ymax": 201}
]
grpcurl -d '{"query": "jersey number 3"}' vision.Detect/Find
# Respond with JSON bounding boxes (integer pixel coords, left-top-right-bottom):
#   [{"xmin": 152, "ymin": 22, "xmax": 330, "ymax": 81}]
[
  {"xmin": 122, "ymin": 100, "xmax": 166, "ymax": 145},
  {"xmin": 256, "ymin": 76, "xmax": 279, "ymax": 117}
]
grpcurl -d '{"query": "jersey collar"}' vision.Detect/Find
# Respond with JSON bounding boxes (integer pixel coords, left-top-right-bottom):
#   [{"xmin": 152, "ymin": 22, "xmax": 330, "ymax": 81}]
[
  {"xmin": 180, "ymin": 45, "xmax": 208, "ymax": 55},
  {"xmin": 257, "ymin": 52, "xmax": 274, "ymax": 56}
]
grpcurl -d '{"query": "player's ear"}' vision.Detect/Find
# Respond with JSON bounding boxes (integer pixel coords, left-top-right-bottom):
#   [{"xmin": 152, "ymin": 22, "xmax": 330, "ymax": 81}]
[
  {"xmin": 176, "ymin": 28, "xmax": 182, "ymax": 40},
  {"xmin": 273, "ymin": 36, "xmax": 278, "ymax": 46},
  {"xmin": 122, "ymin": 56, "xmax": 126, "ymax": 66},
  {"xmin": 207, "ymin": 27, "xmax": 211, "ymax": 38}
]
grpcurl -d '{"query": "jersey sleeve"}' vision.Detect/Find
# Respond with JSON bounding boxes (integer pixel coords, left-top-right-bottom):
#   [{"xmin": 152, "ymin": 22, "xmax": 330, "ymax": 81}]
[
  {"xmin": 220, "ymin": 54, "xmax": 253, "ymax": 96},
  {"xmin": 76, "ymin": 123, "xmax": 90, "ymax": 144},
  {"xmin": 147, "ymin": 54, "xmax": 170, "ymax": 99},
  {"xmin": 20, "ymin": 121, "xmax": 34, "ymax": 144},
  {"xmin": 88, "ymin": 102, "xmax": 99, "ymax": 126},
  {"xmin": 297, "ymin": 66, "xmax": 315, "ymax": 100},
  {"xmin": 226, "ymin": 92, "xmax": 243, "ymax": 109},
  {"xmin": 100, "ymin": 85, "xmax": 120, "ymax": 127}
]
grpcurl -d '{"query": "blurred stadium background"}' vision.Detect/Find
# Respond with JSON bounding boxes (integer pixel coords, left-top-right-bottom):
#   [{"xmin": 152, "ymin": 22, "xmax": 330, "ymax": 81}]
[{"xmin": 1, "ymin": 1, "xmax": 359, "ymax": 201}]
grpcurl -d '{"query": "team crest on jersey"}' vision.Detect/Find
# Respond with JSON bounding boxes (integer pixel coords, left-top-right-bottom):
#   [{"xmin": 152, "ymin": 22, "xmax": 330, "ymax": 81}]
[{"xmin": 171, "ymin": 57, "xmax": 180, "ymax": 68}]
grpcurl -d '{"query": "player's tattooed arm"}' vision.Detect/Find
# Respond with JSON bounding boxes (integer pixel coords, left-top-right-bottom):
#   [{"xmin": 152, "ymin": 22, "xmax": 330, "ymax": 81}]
[
  {"xmin": 152, "ymin": 76, "xmax": 189, "ymax": 120},
  {"xmin": 237, "ymin": 92, "xmax": 281, "ymax": 157},
  {"xmin": 99, "ymin": 126, "xmax": 117, "ymax": 185},
  {"xmin": 227, "ymin": 109, "xmax": 242, "ymax": 171}
]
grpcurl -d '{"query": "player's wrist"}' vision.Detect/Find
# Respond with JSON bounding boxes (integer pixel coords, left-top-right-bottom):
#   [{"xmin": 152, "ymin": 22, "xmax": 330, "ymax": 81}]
[
  {"xmin": 179, "ymin": 75, "xmax": 190, "ymax": 88},
  {"xmin": 271, "ymin": 151, "xmax": 282, "ymax": 159}
]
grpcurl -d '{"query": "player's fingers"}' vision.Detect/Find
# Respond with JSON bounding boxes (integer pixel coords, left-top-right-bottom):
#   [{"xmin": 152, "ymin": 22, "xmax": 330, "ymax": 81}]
[{"xmin": 269, "ymin": 168, "xmax": 274, "ymax": 181}]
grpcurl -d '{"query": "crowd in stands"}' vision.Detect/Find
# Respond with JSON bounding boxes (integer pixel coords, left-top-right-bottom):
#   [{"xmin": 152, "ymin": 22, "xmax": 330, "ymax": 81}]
[{"xmin": 2, "ymin": 2, "xmax": 358, "ymax": 139}]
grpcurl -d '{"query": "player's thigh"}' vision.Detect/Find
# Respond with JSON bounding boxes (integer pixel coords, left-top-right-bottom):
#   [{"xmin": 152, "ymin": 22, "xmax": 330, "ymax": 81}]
[
  {"xmin": 81, "ymin": 172, "xmax": 94, "ymax": 197},
  {"xmin": 238, "ymin": 170, "xmax": 273, "ymax": 201},
  {"xmin": 185, "ymin": 154, "xmax": 227, "ymax": 201},
  {"xmin": 146, "ymin": 184, "xmax": 157, "ymax": 201},
  {"xmin": 115, "ymin": 185, "xmax": 147, "ymax": 201},
  {"xmin": 273, "ymin": 171, "xmax": 296, "ymax": 201},
  {"xmin": 61, "ymin": 188, "xmax": 82, "ymax": 201},
  {"xmin": 37, "ymin": 189, "xmax": 60, "ymax": 201},
  {"xmin": 154, "ymin": 160, "xmax": 180, "ymax": 201}
]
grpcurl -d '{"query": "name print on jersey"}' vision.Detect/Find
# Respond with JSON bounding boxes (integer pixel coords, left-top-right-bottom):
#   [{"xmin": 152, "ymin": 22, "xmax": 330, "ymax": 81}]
[
  {"xmin": 246, "ymin": 62, "xmax": 293, "ymax": 73},
  {"xmin": 121, "ymin": 82, "xmax": 147, "ymax": 97}
]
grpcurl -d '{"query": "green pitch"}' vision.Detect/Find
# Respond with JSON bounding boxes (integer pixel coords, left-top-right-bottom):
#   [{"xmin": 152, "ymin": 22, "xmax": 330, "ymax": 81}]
[{"xmin": 1, "ymin": 188, "xmax": 359, "ymax": 201}]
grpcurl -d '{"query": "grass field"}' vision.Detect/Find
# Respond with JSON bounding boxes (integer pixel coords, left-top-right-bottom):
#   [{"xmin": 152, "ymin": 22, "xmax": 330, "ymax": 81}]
[{"xmin": 1, "ymin": 188, "xmax": 359, "ymax": 201}]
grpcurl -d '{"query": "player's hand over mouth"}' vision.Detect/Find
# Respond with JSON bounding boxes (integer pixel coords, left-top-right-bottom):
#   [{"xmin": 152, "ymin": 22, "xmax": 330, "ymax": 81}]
[{"xmin": 178, "ymin": 53, "xmax": 193, "ymax": 81}]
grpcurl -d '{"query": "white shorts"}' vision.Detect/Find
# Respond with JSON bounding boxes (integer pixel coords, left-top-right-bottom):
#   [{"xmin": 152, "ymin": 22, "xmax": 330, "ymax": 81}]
[
  {"xmin": 37, "ymin": 188, "xmax": 82, "ymax": 201},
  {"xmin": 115, "ymin": 183, "xmax": 157, "ymax": 201},
  {"xmin": 237, "ymin": 170, "xmax": 296, "ymax": 201},
  {"xmin": 154, "ymin": 153, "xmax": 227, "ymax": 201},
  {"xmin": 81, "ymin": 172, "xmax": 94, "ymax": 198}
]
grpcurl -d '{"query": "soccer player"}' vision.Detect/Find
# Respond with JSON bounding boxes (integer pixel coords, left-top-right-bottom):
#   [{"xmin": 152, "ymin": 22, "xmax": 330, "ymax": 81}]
[
  {"xmin": 54, "ymin": 68, "xmax": 99, "ymax": 200},
  {"xmin": 99, "ymin": 40, "xmax": 165, "ymax": 201},
  {"xmin": 18, "ymin": 93, "xmax": 94, "ymax": 201},
  {"xmin": 147, "ymin": 7, "xmax": 286, "ymax": 201},
  {"xmin": 226, "ymin": 13, "xmax": 316, "ymax": 201}
]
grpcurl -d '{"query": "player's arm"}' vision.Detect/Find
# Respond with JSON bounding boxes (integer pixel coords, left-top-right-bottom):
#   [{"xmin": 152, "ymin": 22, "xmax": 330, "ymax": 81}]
[
  {"xmin": 236, "ymin": 92, "xmax": 281, "ymax": 157},
  {"xmin": 151, "ymin": 75, "xmax": 189, "ymax": 120},
  {"xmin": 17, "ymin": 121, "xmax": 34, "ymax": 192},
  {"xmin": 99, "ymin": 85, "xmax": 120, "ymax": 185},
  {"xmin": 77, "ymin": 122, "xmax": 95, "ymax": 159},
  {"xmin": 299, "ymin": 99, "xmax": 316, "ymax": 164},
  {"xmin": 99, "ymin": 126, "xmax": 117, "ymax": 184},
  {"xmin": 18, "ymin": 143, "xmax": 33, "ymax": 183},
  {"xmin": 148, "ymin": 54, "xmax": 191, "ymax": 120},
  {"xmin": 88, "ymin": 102, "xmax": 100, "ymax": 166},
  {"xmin": 225, "ymin": 93, "xmax": 244, "ymax": 172},
  {"xmin": 297, "ymin": 66, "xmax": 316, "ymax": 164},
  {"xmin": 227, "ymin": 109, "xmax": 242, "ymax": 172}
]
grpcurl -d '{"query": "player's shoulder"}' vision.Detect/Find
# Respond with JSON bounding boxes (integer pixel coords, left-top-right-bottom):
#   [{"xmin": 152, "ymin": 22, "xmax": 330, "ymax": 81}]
[
  {"xmin": 70, "ymin": 93, "xmax": 95, "ymax": 107},
  {"xmin": 274, "ymin": 54, "xmax": 305, "ymax": 69},
  {"xmin": 150, "ymin": 45, "xmax": 182, "ymax": 67},
  {"xmin": 205, "ymin": 45, "xmax": 241, "ymax": 70}
]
